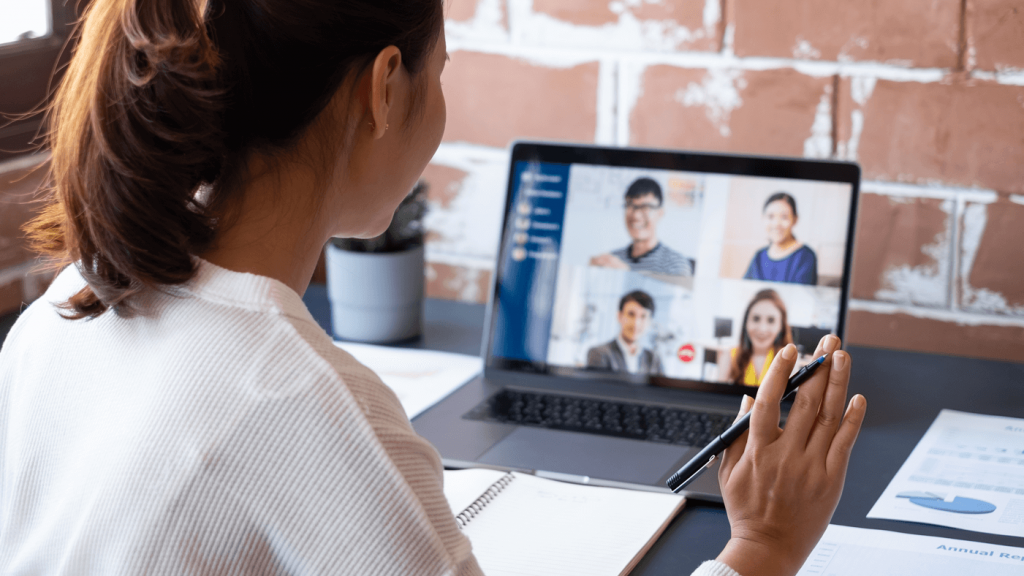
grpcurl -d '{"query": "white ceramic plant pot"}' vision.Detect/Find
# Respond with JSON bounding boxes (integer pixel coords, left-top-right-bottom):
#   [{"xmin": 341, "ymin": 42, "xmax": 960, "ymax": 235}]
[{"xmin": 325, "ymin": 243, "xmax": 424, "ymax": 343}]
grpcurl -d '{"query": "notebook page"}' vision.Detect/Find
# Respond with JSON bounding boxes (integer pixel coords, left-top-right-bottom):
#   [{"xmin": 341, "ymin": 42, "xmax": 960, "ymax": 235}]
[
  {"xmin": 450, "ymin": 471, "xmax": 684, "ymax": 576},
  {"xmin": 443, "ymin": 468, "xmax": 510, "ymax": 518}
]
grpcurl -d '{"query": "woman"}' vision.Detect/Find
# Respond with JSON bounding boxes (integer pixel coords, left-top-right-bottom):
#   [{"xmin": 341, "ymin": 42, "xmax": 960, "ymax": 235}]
[
  {"xmin": 0, "ymin": 1, "xmax": 865, "ymax": 575},
  {"xmin": 744, "ymin": 192, "xmax": 818, "ymax": 285},
  {"xmin": 723, "ymin": 289, "xmax": 794, "ymax": 386}
]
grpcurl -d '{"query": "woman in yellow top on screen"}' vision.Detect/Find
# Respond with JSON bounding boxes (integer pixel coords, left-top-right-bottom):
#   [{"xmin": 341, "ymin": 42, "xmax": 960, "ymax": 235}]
[
  {"xmin": 723, "ymin": 289, "xmax": 794, "ymax": 386},
  {"xmin": 744, "ymin": 192, "xmax": 818, "ymax": 285}
]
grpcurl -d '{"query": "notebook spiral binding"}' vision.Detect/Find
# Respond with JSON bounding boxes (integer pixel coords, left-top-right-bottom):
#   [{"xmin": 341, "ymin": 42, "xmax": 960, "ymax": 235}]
[{"xmin": 454, "ymin": 472, "xmax": 516, "ymax": 529}]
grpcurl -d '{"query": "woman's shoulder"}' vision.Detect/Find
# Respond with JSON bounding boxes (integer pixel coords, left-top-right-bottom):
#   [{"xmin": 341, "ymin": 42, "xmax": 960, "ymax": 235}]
[
  {"xmin": 746, "ymin": 247, "xmax": 769, "ymax": 272},
  {"xmin": 770, "ymin": 243, "xmax": 813, "ymax": 262},
  {"xmin": 793, "ymin": 244, "xmax": 817, "ymax": 261}
]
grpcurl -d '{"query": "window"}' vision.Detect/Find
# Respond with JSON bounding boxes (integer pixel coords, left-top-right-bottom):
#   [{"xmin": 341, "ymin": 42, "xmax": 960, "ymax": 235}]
[
  {"xmin": 0, "ymin": 0, "xmax": 79, "ymax": 161},
  {"xmin": 0, "ymin": 0, "xmax": 52, "ymax": 48}
]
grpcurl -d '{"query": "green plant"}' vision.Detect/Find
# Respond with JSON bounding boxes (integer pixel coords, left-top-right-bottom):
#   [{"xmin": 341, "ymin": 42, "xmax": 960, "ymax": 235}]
[{"xmin": 329, "ymin": 181, "xmax": 429, "ymax": 253}]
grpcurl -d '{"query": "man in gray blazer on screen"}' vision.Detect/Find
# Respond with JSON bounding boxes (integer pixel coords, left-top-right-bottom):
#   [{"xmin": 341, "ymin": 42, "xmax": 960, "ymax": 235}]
[{"xmin": 586, "ymin": 290, "xmax": 663, "ymax": 376}]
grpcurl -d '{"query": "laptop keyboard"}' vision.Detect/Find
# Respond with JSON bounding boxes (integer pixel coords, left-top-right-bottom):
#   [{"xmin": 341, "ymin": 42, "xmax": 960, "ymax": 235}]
[{"xmin": 463, "ymin": 389, "xmax": 734, "ymax": 447}]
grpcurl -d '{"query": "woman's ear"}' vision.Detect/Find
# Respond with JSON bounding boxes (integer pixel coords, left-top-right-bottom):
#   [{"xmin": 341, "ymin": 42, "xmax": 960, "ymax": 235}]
[{"xmin": 368, "ymin": 46, "xmax": 403, "ymax": 139}]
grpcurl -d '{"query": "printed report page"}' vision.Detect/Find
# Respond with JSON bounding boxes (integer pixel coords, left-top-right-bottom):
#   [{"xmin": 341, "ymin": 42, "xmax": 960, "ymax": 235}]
[
  {"xmin": 797, "ymin": 525, "xmax": 1024, "ymax": 575},
  {"xmin": 867, "ymin": 410, "xmax": 1024, "ymax": 538}
]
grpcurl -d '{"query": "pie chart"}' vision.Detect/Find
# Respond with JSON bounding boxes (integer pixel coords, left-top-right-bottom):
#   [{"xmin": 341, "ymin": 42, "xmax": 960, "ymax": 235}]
[{"xmin": 896, "ymin": 491, "xmax": 996, "ymax": 514}]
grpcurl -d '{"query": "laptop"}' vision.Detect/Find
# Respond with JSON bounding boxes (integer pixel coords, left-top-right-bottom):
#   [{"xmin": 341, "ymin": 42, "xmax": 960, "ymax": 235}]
[{"xmin": 413, "ymin": 142, "xmax": 860, "ymax": 501}]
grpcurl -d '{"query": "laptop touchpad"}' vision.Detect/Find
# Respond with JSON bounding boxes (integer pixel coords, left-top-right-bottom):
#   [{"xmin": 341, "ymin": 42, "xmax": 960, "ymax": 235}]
[{"xmin": 477, "ymin": 427, "xmax": 695, "ymax": 486}]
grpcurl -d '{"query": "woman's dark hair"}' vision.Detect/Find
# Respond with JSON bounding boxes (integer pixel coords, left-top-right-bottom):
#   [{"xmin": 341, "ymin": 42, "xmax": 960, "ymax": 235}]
[
  {"xmin": 27, "ymin": 0, "xmax": 444, "ymax": 319},
  {"xmin": 763, "ymin": 191, "xmax": 797, "ymax": 218},
  {"xmin": 619, "ymin": 290, "xmax": 655, "ymax": 316},
  {"xmin": 624, "ymin": 177, "xmax": 663, "ymax": 206},
  {"xmin": 728, "ymin": 289, "xmax": 793, "ymax": 385}
]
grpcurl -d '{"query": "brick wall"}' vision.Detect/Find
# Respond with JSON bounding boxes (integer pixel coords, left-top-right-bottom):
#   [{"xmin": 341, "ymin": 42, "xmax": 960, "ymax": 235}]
[
  {"xmin": 2, "ymin": 1, "xmax": 1021, "ymax": 363},
  {"xmin": 424, "ymin": 0, "xmax": 1024, "ymax": 362}
]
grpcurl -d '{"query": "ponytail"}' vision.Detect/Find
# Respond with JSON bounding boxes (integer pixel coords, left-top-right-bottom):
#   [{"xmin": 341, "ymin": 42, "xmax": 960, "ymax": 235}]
[
  {"xmin": 27, "ymin": 0, "xmax": 444, "ymax": 319},
  {"xmin": 30, "ymin": 0, "xmax": 225, "ymax": 318}
]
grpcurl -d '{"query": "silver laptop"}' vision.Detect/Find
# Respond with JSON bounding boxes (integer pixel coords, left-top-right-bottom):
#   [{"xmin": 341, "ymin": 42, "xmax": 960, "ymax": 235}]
[{"xmin": 413, "ymin": 142, "xmax": 860, "ymax": 501}]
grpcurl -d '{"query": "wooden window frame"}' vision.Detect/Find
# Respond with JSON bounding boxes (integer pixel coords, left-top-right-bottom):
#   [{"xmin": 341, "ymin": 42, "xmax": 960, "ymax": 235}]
[{"xmin": 0, "ymin": 0, "xmax": 81, "ymax": 162}]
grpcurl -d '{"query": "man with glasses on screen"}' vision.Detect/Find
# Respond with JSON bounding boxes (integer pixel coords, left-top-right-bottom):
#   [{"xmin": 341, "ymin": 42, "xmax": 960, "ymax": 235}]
[{"xmin": 589, "ymin": 177, "xmax": 693, "ymax": 276}]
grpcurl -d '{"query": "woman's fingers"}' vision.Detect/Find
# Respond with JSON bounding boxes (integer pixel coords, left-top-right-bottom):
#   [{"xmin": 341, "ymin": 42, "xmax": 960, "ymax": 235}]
[
  {"xmin": 719, "ymin": 394, "xmax": 753, "ymax": 485},
  {"xmin": 805, "ymin": 349, "xmax": 852, "ymax": 455},
  {"xmin": 749, "ymin": 344, "xmax": 797, "ymax": 448},
  {"xmin": 826, "ymin": 394, "xmax": 867, "ymax": 477},
  {"xmin": 781, "ymin": 335, "xmax": 840, "ymax": 447},
  {"xmin": 734, "ymin": 394, "xmax": 754, "ymax": 425}
]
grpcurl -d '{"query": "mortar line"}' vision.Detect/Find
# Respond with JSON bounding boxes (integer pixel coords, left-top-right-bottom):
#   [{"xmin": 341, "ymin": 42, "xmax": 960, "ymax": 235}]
[
  {"xmin": 610, "ymin": 60, "xmax": 619, "ymax": 146},
  {"xmin": 830, "ymin": 75, "xmax": 840, "ymax": 158},
  {"xmin": 950, "ymin": 195, "xmax": 966, "ymax": 312},
  {"xmin": 444, "ymin": 39, "xmax": 951, "ymax": 82},
  {"xmin": 848, "ymin": 299, "xmax": 1024, "ymax": 328},
  {"xmin": 957, "ymin": 0, "xmax": 969, "ymax": 72},
  {"xmin": 718, "ymin": 0, "xmax": 729, "ymax": 54}
]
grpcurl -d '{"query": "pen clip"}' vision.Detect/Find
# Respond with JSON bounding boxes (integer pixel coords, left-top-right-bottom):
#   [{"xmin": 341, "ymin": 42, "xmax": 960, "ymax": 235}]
[{"xmin": 671, "ymin": 453, "xmax": 717, "ymax": 494}]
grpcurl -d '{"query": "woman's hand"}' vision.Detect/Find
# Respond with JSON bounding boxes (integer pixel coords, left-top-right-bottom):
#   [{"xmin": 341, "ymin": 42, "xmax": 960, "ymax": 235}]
[{"xmin": 715, "ymin": 336, "xmax": 866, "ymax": 576}]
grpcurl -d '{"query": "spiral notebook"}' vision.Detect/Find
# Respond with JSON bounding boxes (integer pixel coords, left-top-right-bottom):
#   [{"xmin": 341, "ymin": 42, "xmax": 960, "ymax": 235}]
[{"xmin": 443, "ymin": 469, "xmax": 686, "ymax": 576}]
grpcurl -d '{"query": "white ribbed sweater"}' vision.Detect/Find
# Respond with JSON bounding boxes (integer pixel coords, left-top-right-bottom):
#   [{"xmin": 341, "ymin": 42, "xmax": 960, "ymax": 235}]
[{"xmin": 0, "ymin": 261, "xmax": 737, "ymax": 576}]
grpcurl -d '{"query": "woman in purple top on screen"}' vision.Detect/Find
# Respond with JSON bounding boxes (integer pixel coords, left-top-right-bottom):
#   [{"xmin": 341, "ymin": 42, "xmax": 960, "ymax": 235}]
[{"xmin": 744, "ymin": 192, "xmax": 818, "ymax": 285}]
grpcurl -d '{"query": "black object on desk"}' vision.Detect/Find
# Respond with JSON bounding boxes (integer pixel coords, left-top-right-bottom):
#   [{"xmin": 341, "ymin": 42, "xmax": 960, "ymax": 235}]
[{"xmin": 302, "ymin": 288, "xmax": 1024, "ymax": 576}]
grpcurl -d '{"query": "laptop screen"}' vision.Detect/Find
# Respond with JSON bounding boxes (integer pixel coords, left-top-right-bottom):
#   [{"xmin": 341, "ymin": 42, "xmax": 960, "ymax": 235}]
[{"xmin": 487, "ymin": 143, "xmax": 859, "ymax": 393}]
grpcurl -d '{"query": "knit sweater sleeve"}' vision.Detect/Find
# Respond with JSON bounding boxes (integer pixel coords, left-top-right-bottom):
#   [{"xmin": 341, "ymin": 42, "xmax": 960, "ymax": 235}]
[
  {"xmin": 237, "ymin": 316, "xmax": 486, "ymax": 576},
  {"xmin": 136, "ymin": 276, "xmax": 485, "ymax": 576},
  {"xmin": 135, "ymin": 342, "xmax": 483, "ymax": 576},
  {"xmin": 691, "ymin": 560, "xmax": 743, "ymax": 576},
  {"xmin": 0, "ymin": 263, "xmax": 485, "ymax": 576}
]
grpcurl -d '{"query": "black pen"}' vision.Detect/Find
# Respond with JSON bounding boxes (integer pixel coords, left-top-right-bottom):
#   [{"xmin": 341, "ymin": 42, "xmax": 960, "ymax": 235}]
[{"xmin": 665, "ymin": 353, "xmax": 830, "ymax": 493}]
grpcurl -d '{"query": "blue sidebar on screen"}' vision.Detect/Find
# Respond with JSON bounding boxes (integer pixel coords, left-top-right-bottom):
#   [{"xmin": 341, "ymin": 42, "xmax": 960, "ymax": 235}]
[{"xmin": 490, "ymin": 161, "xmax": 570, "ymax": 364}]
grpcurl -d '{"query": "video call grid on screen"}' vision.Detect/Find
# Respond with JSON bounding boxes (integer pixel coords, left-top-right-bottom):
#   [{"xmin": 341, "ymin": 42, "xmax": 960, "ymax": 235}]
[{"xmin": 488, "ymin": 143, "xmax": 860, "ymax": 393}]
